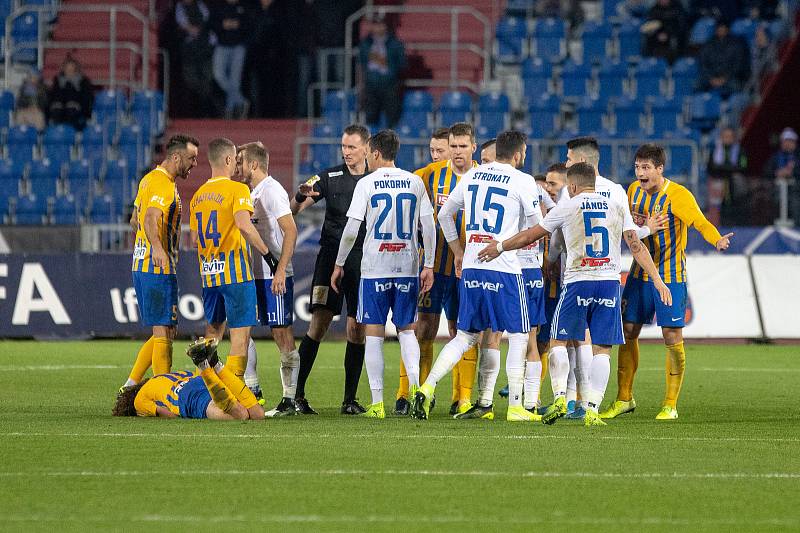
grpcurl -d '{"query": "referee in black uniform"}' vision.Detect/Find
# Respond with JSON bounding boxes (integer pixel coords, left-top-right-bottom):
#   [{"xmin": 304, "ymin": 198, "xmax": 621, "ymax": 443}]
[{"xmin": 290, "ymin": 124, "xmax": 370, "ymax": 415}]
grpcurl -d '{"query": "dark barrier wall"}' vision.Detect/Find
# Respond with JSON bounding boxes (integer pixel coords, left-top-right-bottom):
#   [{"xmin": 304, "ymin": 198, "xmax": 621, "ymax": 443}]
[{"xmin": 0, "ymin": 250, "xmax": 347, "ymax": 339}]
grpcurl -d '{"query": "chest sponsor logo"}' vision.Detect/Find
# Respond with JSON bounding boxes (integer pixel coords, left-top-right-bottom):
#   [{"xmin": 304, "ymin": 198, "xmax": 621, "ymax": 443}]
[
  {"xmin": 201, "ymin": 258, "xmax": 226, "ymax": 276},
  {"xmin": 464, "ymin": 280, "xmax": 503, "ymax": 291},
  {"xmin": 581, "ymin": 257, "xmax": 611, "ymax": 267},
  {"xmin": 437, "ymin": 194, "xmax": 449, "ymax": 206},
  {"xmin": 378, "ymin": 242, "xmax": 407, "ymax": 252},
  {"xmin": 468, "ymin": 234, "xmax": 493, "ymax": 244}
]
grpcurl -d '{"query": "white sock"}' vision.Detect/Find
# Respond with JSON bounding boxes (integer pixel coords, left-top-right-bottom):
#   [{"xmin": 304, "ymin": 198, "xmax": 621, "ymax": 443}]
[
  {"xmin": 549, "ymin": 345, "xmax": 570, "ymax": 397},
  {"xmin": 524, "ymin": 360, "xmax": 542, "ymax": 409},
  {"xmin": 426, "ymin": 330, "xmax": 477, "ymax": 389},
  {"xmin": 576, "ymin": 344, "xmax": 593, "ymax": 409},
  {"xmin": 566, "ymin": 344, "xmax": 577, "ymax": 403},
  {"xmin": 397, "ymin": 330, "xmax": 420, "ymax": 390},
  {"xmin": 506, "ymin": 333, "xmax": 528, "ymax": 407},
  {"xmin": 478, "ymin": 347, "xmax": 501, "ymax": 407},
  {"xmin": 365, "ymin": 336, "xmax": 385, "ymax": 405},
  {"xmin": 587, "ymin": 354, "xmax": 611, "ymax": 413},
  {"xmin": 123, "ymin": 378, "xmax": 137, "ymax": 387},
  {"xmin": 279, "ymin": 349, "xmax": 300, "ymax": 399},
  {"xmin": 244, "ymin": 338, "xmax": 259, "ymax": 389}
]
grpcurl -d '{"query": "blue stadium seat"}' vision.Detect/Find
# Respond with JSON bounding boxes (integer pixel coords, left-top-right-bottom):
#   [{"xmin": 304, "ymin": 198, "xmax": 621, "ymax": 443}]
[
  {"xmin": 312, "ymin": 123, "xmax": 336, "ymax": 139},
  {"xmin": 477, "ymin": 92, "xmax": 509, "ymax": 132},
  {"xmin": 560, "ymin": 60, "xmax": 592, "ymax": 99},
  {"xmin": 438, "ymin": 91, "xmax": 472, "ymax": 125},
  {"xmin": 495, "ymin": 16, "xmax": 527, "ymax": 62},
  {"xmin": 42, "ymin": 124, "xmax": 76, "ymax": 162},
  {"xmin": 612, "ymin": 97, "xmax": 642, "ymax": 136},
  {"xmin": 322, "ymin": 90, "xmax": 355, "ymax": 128},
  {"xmin": 521, "ymin": 57, "xmax": 552, "ymax": 99},
  {"xmin": 11, "ymin": 12, "xmax": 39, "ymax": 62},
  {"xmin": 0, "ymin": 158, "xmax": 23, "ymax": 183},
  {"xmin": 93, "ymin": 90, "xmax": 127, "ymax": 126},
  {"xmin": 27, "ymin": 158, "xmax": 58, "ymax": 181},
  {"xmin": 117, "ymin": 125, "xmax": 145, "ymax": 173},
  {"xmin": 527, "ymin": 93, "xmax": 560, "ymax": 138},
  {"xmin": 89, "ymin": 194, "xmax": 115, "ymax": 223},
  {"xmin": 689, "ymin": 92, "xmax": 721, "ymax": 131},
  {"xmin": 395, "ymin": 123, "xmax": 429, "ymax": 142},
  {"xmin": 731, "ymin": 18, "xmax": 757, "ymax": 45},
  {"xmin": 633, "ymin": 58, "xmax": 667, "ymax": 98},
  {"xmin": 666, "ymin": 143, "xmax": 694, "ymax": 176},
  {"xmin": 28, "ymin": 177, "xmax": 58, "ymax": 198},
  {"xmin": 52, "ymin": 194, "xmax": 79, "ymax": 225},
  {"xmin": 651, "ymin": 96, "xmax": 683, "ymax": 135},
  {"xmin": 616, "ymin": 20, "xmax": 642, "ymax": 61},
  {"xmin": 581, "ymin": 21, "xmax": 613, "ymax": 64},
  {"xmin": 576, "ymin": 97, "xmax": 605, "ymax": 133},
  {"xmin": 14, "ymin": 194, "xmax": 46, "ymax": 224},
  {"xmin": 7, "ymin": 125, "xmax": 38, "ymax": 161},
  {"xmin": 0, "ymin": 90, "xmax": 14, "ymax": 123},
  {"xmin": 671, "ymin": 57, "xmax": 698, "ymax": 97},
  {"xmin": 597, "ymin": 59, "xmax": 628, "ymax": 103},
  {"xmin": 67, "ymin": 156, "xmax": 92, "ymax": 181},
  {"xmin": 532, "ymin": 18, "xmax": 565, "ymax": 61},
  {"xmin": 131, "ymin": 90, "xmax": 165, "ymax": 137},
  {"xmin": 689, "ymin": 17, "xmax": 716, "ymax": 47},
  {"xmin": 0, "ymin": 166, "xmax": 20, "ymax": 198},
  {"xmin": 308, "ymin": 141, "xmax": 336, "ymax": 169},
  {"xmin": 603, "ymin": 0, "xmax": 624, "ymax": 17},
  {"xmin": 395, "ymin": 144, "xmax": 418, "ymax": 171},
  {"xmin": 399, "ymin": 90, "xmax": 432, "ymax": 131},
  {"xmin": 597, "ymin": 143, "xmax": 614, "ymax": 177}
]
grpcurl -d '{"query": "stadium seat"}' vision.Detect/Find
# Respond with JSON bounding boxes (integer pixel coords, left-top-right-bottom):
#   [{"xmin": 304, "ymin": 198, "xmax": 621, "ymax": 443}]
[
  {"xmin": 576, "ymin": 97, "xmax": 605, "ymax": 133},
  {"xmin": 689, "ymin": 17, "xmax": 716, "ymax": 47},
  {"xmin": 117, "ymin": 125, "xmax": 145, "ymax": 174},
  {"xmin": 93, "ymin": 90, "xmax": 126, "ymax": 127},
  {"xmin": 80, "ymin": 123, "xmax": 108, "ymax": 165},
  {"xmin": 395, "ymin": 144, "xmax": 418, "ymax": 171},
  {"xmin": 612, "ymin": 97, "xmax": 642, "ymax": 136},
  {"xmin": 597, "ymin": 59, "xmax": 628, "ymax": 103},
  {"xmin": 51, "ymin": 194, "xmax": 79, "ymax": 225},
  {"xmin": 651, "ymin": 96, "xmax": 683, "ymax": 135},
  {"xmin": 42, "ymin": 124, "xmax": 76, "ymax": 162},
  {"xmin": 308, "ymin": 141, "xmax": 336, "ymax": 169},
  {"xmin": 532, "ymin": 18, "xmax": 565, "ymax": 61},
  {"xmin": 580, "ymin": 21, "xmax": 613, "ymax": 64},
  {"xmin": 477, "ymin": 92, "xmax": 509, "ymax": 132},
  {"xmin": 0, "ymin": 90, "xmax": 14, "ymax": 128},
  {"xmin": 597, "ymin": 143, "xmax": 614, "ymax": 177},
  {"xmin": 527, "ymin": 93, "xmax": 560, "ymax": 138},
  {"xmin": 438, "ymin": 91, "xmax": 472, "ymax": 126},
  {"xmin": 131, "ymin": 90, "xmax": 165, "ymax": 137},
  {"xmin": 689, "ymin": 92, "xmax": 721, "ymax": 131},
  {"xmin": 395, "ymin": 123, "xmax": 429, "ymax": 142},
  {"xmin": 495, "ymin": 16, "xmax": 527, "ymax": 62},
  {"xmin": 603, "ymin": 0, "xmax": 624, "ymax": 17},
  {"xmin": 7, "ymin": 125, "xmax": 38, "ymax": 161},
  {"xmin": 322, "ymin": 90, "xmax": 355, "ymax": 127},
  {"xmin": 521, "ymin": 57, "xmax": 553, "ymax": 99},
  {"xmin": 560, "ymin": 60, "xmax": 592, "ymax": 99},
  {"xmin": 14, "ymin": 194, "xmax": 47, "ymax": 224},
  {"xmin": 731, "ymin": 18, "xmax": 757, "ymax": 44},
  {"xmin": 0, "ymin": 158, "xmax": 23, "ymax": 183},
  {"xmin": 633, "ymin": 58, "xmax": 667, "ymax": 98},
  {"xmin": 27, "ymin": 158, "xmax": 59, "ymax": 182},
  {"xmin": 616, "ymin": 20, "xmax": 642, "ymax": 61},
  {"xmin": 671, "ymin": 57, "xmax": 698, "ymax": 97},
  {"xmin": 11, "ymin": 12, "xmax": 39, "ymax": 63},
  {"xmin": 88, "ymin": 194, "xmax": 115, "ymax": 223},
  {"xmin": 400, "ymin": 90, "xmax": 433, "ymax": 131}
]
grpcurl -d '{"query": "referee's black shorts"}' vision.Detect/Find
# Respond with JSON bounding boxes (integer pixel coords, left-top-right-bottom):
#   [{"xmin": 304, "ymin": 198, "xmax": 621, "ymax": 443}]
[{"xmin": 310, "ymin": 246, "xmax": 361, "ymax": 318}]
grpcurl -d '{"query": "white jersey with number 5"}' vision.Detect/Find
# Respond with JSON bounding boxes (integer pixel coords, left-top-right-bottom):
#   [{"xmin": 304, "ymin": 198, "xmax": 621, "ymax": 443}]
[
  {"xmin": 346, "ymin": 166, "xmax": 434, "ymax": 279},
  {"xmin": 443, "ymin": 162, "xmax": 538, "ymax": 274},
  {"xmin": 540, "ymin": 191, "xmax": 627, "ymax": 284}
]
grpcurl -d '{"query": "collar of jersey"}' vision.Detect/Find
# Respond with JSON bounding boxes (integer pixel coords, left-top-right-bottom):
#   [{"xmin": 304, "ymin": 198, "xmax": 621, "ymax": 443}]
[
  {"xmin": 208, "ymin": 176, "xmax": 229, "ymax": 183},
  {"xmin": 154, "ymin": 165, "xmax": 174, "ymax": 180},
  {"xmin": 252, "ymin": 175, "xmax": 274, "ymax": 194}
]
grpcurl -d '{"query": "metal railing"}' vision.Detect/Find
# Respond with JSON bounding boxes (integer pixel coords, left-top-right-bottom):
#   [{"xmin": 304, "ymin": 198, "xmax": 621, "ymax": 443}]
[
  {"xmin": 343, "ymin": 5, "xmax": 492, "ymax": 118},
  {"xmin": 4, "ymin": 3, "xmax": 151, "ymax": 90}
]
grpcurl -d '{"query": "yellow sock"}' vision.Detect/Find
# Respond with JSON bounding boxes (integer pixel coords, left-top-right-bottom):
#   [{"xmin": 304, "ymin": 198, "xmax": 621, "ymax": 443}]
[
  {"xmin": 617, "ymin": 339, "xmax": 640, "ymax": 402},
  {"xmin": 397, "ymin": 358, "xmax": 409, "ymax": 400},
  {"xmin": 151, "ymin": 337, "xmax": 172, "ymax": 375},
  {"xmin": 199, "ymin": 367, "xmax": 236, "ymax": 413},
  {"xmin": 419, "ymin": 340, "xmax": 433, "ymax": 383},
  {"xmin": 215, "ymin": 364, "xmax": 258, "ymax": 409},
  {"xmin": 664, "ymin": 342, "xmax": 686, "ymax": 409},
  {"xmin": 226, "ymin": 354, "xmax": 247, "ymax": 381},
  {"xmin": 451, "ymin": 360, "xmax": 460, "ymax": 402},
  {"xmin": 129, "ymin": 336, "xmax": 154, "ymax": 382},
  {"xmin": 457, "ymin": 345, "xmax": 478, "ymax": 403},
  {"xmin": 538, "ymin": 349, "xmax": 549, "ymax": 402}
]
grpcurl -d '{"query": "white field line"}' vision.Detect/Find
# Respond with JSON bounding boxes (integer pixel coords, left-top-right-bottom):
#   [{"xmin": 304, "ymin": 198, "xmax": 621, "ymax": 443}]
[
  {"xmin": 4, "ymin": 431, "xmax": 800, "ymax": 443},
  {"xmin": 0, "ymin": 468, "xmax": 798, "ymax": 480}
]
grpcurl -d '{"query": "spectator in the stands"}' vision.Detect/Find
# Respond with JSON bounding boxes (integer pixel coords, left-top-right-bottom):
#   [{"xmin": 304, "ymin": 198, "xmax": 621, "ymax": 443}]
[
  {"xmin": 751, "ymin": 23, "xmax": 776, "ymax": 82},
  {"xmin": 358, "ymin": 13, "xmax": 406, "ymax": 129},
  {"xmin": 742, "ymin": 0, "xmax": 778, "ymax": 20},
  {"xmin": 246, "ymin": 0, "xmax": 283, "ymax": 118},
  {"xmin": 707, "ymin": 127, "xmax": 748, "ymax": 225},
  {"xmin": 175, "ymin": 0, "xmax": 219, "ymax": 118},
  {"xmin": 210, "ymin": 0, "xmax": 248, "ymax": 119},
  {"xmin": 312, "ymin": 0, "xmax": 363, "ymax": 84},
  {"xmin": 642, "ymin": 0, "xmax": 689, "ymax": 63},
  {"xmin": 621, "ymin": 0, "xmax": 651, "ymax": 18},
  {"xmin": 691, "ymin": 0, "xmax": 741, "ymax": 24},
  {"xmin": 763, "ymin": 127, "xmax": 800, "ymax": 223},
  {"xmin": 697, "ymin": 20, "xmax": 750, "ymax": 98},
  {"xmin": 48, "ymin": 56, "xmax": 93, "ymax": 131},
  {"xmin": 14, "ymin": 69, "xmax": 47, "ymax": 130}
]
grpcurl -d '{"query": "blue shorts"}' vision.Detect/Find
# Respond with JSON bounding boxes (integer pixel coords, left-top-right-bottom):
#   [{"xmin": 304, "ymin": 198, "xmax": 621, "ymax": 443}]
[
  {"xmin": 418, "ymin": 272, "xmax": 459, "ymax": 321},
  {"xmin": 551, "ymin": 280, "xmax": 624, "ymax": 346},
  {"xmin": 457, "ymin": 269, "xmax": 530, "ymax": 334},
  {"xmin": 202, "ymin": 281, "xmax": 258, "ymax": 328},
  {"xmin": 622, "ymin": 277, "xmax": 688, "ymax": 328},
  {"xmin": 132, "ymin": 271, "xmax": 178, "ymax": 326},
  {"xmin": 357, "ymin": 277, "xmax": 419, "ymax": 328},
  {"xmin": 255, "ymin": 277, "xmax": 294, "ymax": 327},
  {"xmin": 523, "ymin": 268, "xmax": 546, "ymax": 328},
  {"xmin": 176, "ymin": 375, "xmax": 211, "ymax": 419}
]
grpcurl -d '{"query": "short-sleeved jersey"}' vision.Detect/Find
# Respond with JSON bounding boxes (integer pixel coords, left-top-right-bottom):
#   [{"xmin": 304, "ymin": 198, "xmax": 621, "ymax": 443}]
[
  {"xmin": 444, "ymin": 162, "xmax": 538, "ymax": 274},
  {"xmin": 628, "ymin": 179, "xmax": 722, "ymax": 283},
  {"xmin": 541, "ymin": 191, "xmax": 627, "ymax": 284},
  {"xmin": 308, "ymin": 164, "xmax": 367, "ymax": 250},
  {"xmin": 251, "ymin": 175, "xmax": 293, "ymax": 280},
  {"xmin": 131, "ymin": 166, "xmax": 182, "ymax": 275},
  {"xmin": 414, "ymin": 159, "xmax": 475, "ymax": 276},
  {"xmin": 346, "ymin": 166, "xmax": 434, "ymax": 279},
  {"xmin": 517, "ymin": 177, "xmax": 546, "ymax": 270},
  {"xmin": 190, "ymin": 176, "xmax": 254, "ymax": 288},
  {"xmin": 134, "ymin": 370, "xmax": 195, "ymax": 417}
]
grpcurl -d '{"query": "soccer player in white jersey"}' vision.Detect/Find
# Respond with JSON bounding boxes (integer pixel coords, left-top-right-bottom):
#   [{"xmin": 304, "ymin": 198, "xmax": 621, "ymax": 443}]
[
  {"xmin": 236, "ymin": 143, "xmax": 301, "ymax": 417},
  {"xmin": 410, "ymin": 130, "xmax": 541, "ymax": 422},
  {"xmin": 332, "ymin": 130, "xmax": 436, "ymax": 419},
  {"xmin": 477, "ymin": 162, "xmax": 671, "ymax": 427}
]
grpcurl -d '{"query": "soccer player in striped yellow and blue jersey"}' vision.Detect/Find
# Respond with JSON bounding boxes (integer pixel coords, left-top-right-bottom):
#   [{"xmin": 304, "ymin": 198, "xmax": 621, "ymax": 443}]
[
  {"xmin": 190, "ymin": 138, "xmax": 272, "ymax": 381},
  {"xmin": 394, "ymin": 123, "xmax": 480, "ymax": 417},
  {"xmin": 602, "ymin": 144, "xmax": 733, "ymax": 421},
  {"xmin": 121, "ymin": 134, "xmax": 198, "ymax": 391}
]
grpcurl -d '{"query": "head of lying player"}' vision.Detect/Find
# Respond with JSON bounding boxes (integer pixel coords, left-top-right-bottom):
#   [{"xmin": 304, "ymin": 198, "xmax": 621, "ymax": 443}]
[
  {"xmin": 565, "ymin": 161, "xmax": 597, "ymax": 198},
  {"xmin": 494, "ymin": 130, "xmax": 527, "ymax": 169},
  {"xmin": 112, "ymin": 379, "xmax": 150, "ymax": 416}
]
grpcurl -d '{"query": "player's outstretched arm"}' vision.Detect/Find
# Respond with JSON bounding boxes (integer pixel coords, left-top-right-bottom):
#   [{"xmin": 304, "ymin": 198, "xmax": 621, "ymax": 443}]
[
  {"xmin": 477, "ymin": 225, "xmax": 549, "ymax": 263},
  {"xmin": 438, "ymin": 195, "xmax": 465, "ymax": 275},
  {"xmin": 143, "ymin": 207, "xmax": 168, "ymax": 268},
  {"xmin": 623, "ymin": 229, "xmax": 672, "ymax": 306},
  {"xmin": 331, "ymin": 217, "xmax": 361, "ymax": 293},
  {"xmin": 234, "ymin": 210, "xmax": 269, "ymax": 256}
]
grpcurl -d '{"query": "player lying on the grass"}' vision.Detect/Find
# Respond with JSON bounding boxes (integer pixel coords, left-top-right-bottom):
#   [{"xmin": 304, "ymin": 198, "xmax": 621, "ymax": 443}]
[
  {"xmin": 602, "ymin": 144, "xmax": 733, "ymax": 421},
  {"xmin": 477, "ymin": 162, "xmax": 671, "ymax": 427},
  {"xmin": 113, "ymin": 338, "xmax": 265, "ymax": 420},
  {"xmin": 332, "ymin": 129, "xmax": 436, "ymax": 419}
]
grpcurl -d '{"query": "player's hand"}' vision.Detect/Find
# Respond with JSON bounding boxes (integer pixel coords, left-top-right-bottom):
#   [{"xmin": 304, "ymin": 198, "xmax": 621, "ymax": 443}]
[
  {"xmin": 419, "ymin": 267, "xmax": 434, "ymax": 293},
  {"xmin": 476, "ymin": 239, "xmax": 501, "ymax": 263},
  {"xmin": 271, "ymin": 267, "xmax": 286, "ymax": 295},
  {"xmin": 298, "ymin": 183, "xmax": 320, "ymax": 197},
  {"xmin": 152, "ymin": 247, "xmax": 168, "ymax": 269},
  {"xmin": 454, "ymin": 252, "xmax": 464, "ymax": 278},
  {"xmin": 543, "ymin": 257, "xmax": 560, "ymax": 282},
  {"xmin": 716, "ymin": 232, "xmax": 734, "ymax": 251},
  {"xmin": 654, "ymin": 279, "xmax": 672, "ymax": 306},
  {"xmin": 330, "ymin": 265, "xmax": 344, "ymax": 293},
  {"xmin": 646, "ymin": 213, "xmax": 670, "ymax": 234}
]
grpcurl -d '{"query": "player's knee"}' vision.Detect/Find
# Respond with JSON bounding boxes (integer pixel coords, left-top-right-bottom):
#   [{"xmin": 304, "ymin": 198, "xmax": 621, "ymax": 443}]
[
  {"xmin": 623, "ymin": 322, "xmax": 641, "ymax": 339},
  {"xmin": 454, "ymin": 330, "xmax": 479, "ymax": 350},
  {"xmin": 308, "ymin": 310, "xmax": 333, "ymax": 341},
  {"xmin": 346, "ymin": 319, "xmax": 365, "ymax": 344},
  {"xmin": 662, "ymin": 327, "xmax": 683, "ymax": 345},
  {"xmin": 281, "ymin": 350, "xmax": 300, "ymax": 368}
]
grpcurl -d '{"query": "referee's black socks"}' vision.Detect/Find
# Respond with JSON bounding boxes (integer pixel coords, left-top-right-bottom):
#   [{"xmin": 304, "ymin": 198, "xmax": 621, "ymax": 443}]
[
  {"xmin": 296, "ymin": 335, "xmax": 320, "ymax": 400},
  {"xmin": 343, "ymin": 341, "xmax": 365, "ymax": 403}
]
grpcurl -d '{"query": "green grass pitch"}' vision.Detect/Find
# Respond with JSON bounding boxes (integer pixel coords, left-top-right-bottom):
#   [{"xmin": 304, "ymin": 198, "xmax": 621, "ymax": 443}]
[{"xmin": 1, "ymin": 340, "xmax": 799, "ymax": 531}]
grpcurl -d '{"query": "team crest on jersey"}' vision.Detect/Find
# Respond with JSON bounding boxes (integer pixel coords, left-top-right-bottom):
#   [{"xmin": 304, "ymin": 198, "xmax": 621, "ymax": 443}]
[{"xmin": 329, "ymin": 171, "xmax": 343, "ymax": 178}]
